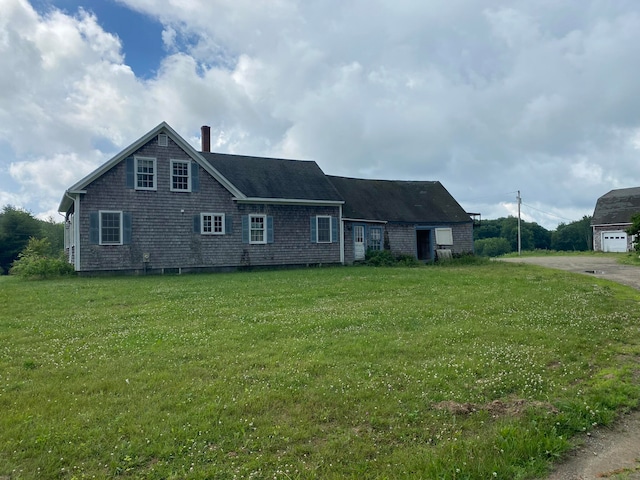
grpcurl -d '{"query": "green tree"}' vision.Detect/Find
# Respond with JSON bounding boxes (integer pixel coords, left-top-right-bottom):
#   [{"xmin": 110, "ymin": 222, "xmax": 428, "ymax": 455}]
[
  {"xmin": 0, "ymin": 206, "xmax": 41, "ymax": 274},
  {"xmin": 552, "ymin": 216, "xmax": 592, "ymax": 251},
  {"xmin": 626, "ymin": 213, "xmax": 640, "ymax": 253},
  {"xmin": 9, "ymin": 237, "xmax": 74, "ymax": 279},
  {"xmin": 474, "ymin": 237, "xmax": 512, "ymax": 257}
]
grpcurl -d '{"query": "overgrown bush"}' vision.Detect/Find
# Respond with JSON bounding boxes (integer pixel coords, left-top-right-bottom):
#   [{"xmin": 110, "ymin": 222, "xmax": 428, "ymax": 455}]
[
  {"xmin": 9, "ymin": 237, "xmax": 75, "ymax": 279},
  {"xmin": 364, "ymin": 250, "xmax": 422, "ymax": 267},
  {"xmin": 474, "ymin": 237, "xmax": 512, "ymax": 257}
]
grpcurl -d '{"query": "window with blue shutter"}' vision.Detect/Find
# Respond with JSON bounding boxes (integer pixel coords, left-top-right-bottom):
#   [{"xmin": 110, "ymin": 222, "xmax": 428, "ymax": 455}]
[
  {"xmin": 89, "ymin": 212, "xmax": 99, "ymax": 244},
  {"xmin": 225, "ymin": 215, "xmax": 233, "ymax": 235},
  {"xmin": 266, "ymin": 216, "xmax": 274, "ymax": 244},
  {"xmin": 191, "ymin": 162, "xmax": 199, "ymax": 192},
  {"xmin": 125, "ymin": 157, "xmax": 134, "ymax": 188},
  {"xmin": 123, "ymin": 213, "xmax": 132, "ymax": 244}
]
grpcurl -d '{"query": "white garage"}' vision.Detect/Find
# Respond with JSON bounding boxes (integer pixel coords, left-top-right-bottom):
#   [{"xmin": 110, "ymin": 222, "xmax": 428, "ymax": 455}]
[{"xmin": 601, "ymin": 231, "xmax": 628, "ymax": 252}]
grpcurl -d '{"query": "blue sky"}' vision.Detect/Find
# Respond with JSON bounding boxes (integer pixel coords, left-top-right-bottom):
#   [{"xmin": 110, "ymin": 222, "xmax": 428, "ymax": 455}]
[
  {"xmin": 32, "ymin": 0, "xmax": 164, "ymax": 77},
  {"xmin": 2, "ymin": 0, "xmax": 640, "ymax": 229}
]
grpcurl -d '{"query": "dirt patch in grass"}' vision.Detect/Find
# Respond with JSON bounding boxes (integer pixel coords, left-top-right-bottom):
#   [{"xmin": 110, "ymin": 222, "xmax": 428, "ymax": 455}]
[{"xmin": 432, "ymin": 399, "xmax": 558, "ymax": 417}]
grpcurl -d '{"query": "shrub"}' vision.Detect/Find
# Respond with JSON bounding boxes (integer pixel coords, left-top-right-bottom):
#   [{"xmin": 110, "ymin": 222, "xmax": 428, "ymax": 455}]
[
  {"xmin": 364, "ymin": 249, "xmax": 396, "ymax": 266},
  {"xmin": 475, "ymin": 237, "xmax": 512, "ymax": 257},
  {"xmin": 9, "ymin": 237, "xmax": 75, "ymax": 279},
  {"xmin": 364, "ymin": 250, "xmax": 421, "ymax": 267}
]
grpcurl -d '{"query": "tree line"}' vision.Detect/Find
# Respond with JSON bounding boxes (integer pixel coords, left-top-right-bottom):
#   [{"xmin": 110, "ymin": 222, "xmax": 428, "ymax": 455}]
[
  {"xmin": 0, "ymin": 205, "xmax": 65, "ymax": 274},
  {"xmin": 474, "ymin": 216, "xmax": 592, "ymax": 257}
]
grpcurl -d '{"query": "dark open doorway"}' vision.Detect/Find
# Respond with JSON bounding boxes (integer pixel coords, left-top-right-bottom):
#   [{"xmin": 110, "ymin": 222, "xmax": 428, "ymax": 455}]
[{"xmin": 416, "ymin": 229, "xmax": 431, "ymax": 261}]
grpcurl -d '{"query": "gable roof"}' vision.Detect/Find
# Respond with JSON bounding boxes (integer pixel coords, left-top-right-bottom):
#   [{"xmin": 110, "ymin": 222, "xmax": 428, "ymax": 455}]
[
  {"xmin": 327, "ymin": 175, "xmax": 472, "ymax": 223},
  {"xmin": 200, "ymin": 152, "xmax": 343, "ymax": 203},
  {"xmin": 58, "ymin": 122, "xmax": 244, "ymax": 212},
  {"xmin": 591, "ymin": 187, "xmax": 640, "ymax": 226}
]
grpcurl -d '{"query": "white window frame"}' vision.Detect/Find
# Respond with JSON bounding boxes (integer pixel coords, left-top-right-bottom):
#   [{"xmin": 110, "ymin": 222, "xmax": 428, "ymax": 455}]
[
  {"xmin": 99, "ymin": 210, "xmax": 123, "ymax": 245},
  {"xmin": 249, "ymin": 214, "xmax": 267, "ymax": 244},
  {"xmin": 170, "ymin": 159, "xmax": 191, "ymax": 192},
  {"xmin": 201, "ymin": 213, "xmax": 225, "ymax": 235},
  {"xmin": 435, "ymin": 228, "xmax": 453, "ymax": 246},
  {"xmin": 134, "ymin": 156, "xmax": 157, "ymax": 191},
  {"xmin": 369, "ymin": 227, "xmax": 382, "ymax": 250},
  {"xmin": 316, "ymin": 215, "xmax": 332, "ymax": 243},
  {"xmin": 158, "ymin": 133, "xmax": 168, "ymax": 147}
]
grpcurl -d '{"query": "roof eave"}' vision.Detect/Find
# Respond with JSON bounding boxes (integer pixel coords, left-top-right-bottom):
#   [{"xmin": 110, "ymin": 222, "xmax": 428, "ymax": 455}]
[{"xmin": 235, "ymin": 197, "xmax": 344, "ymax": 206}]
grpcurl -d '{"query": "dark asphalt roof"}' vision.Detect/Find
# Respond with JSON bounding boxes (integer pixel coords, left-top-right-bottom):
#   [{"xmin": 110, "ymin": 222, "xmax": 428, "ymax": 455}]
[
  {"xmin": 200, "ymin": 152, "xmax": 343, "ymax": 202},
  {"xmin": 327, "ymin": 176, "xmax": 472, "ymax": 223},
  {"xmin": 592, "ymin": 187, "xmax": 640, "ymax": 225}
]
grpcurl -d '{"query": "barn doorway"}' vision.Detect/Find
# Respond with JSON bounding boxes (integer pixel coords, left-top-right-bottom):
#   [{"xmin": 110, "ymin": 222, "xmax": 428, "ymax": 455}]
[{"xmin": 416, "ymin": 229, "xmax": 432, "ymax": 261}]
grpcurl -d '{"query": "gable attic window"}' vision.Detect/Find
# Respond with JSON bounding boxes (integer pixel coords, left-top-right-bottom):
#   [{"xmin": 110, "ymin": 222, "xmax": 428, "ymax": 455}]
[
  {"xmin": 170, "ymin": 159, "xmax": 191, "ymax": 192},
  {"xmin": 158, "ymin": 133, "xmax": 168, "ymax": 147},
  {"xmin": 135, "ymin": 156, "xmax": 156, "ymax": 190}
]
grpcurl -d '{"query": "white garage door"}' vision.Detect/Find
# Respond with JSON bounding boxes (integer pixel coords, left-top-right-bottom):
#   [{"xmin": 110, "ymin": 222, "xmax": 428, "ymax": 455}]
[{"xmin": 602, "ymin": 231, "xmax": 628, "ymax": 252}]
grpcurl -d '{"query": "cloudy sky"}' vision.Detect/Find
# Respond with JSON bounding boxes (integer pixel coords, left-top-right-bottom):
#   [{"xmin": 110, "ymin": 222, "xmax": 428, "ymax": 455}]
[{"xmin": 2, "ymin": 0, "xmax": 640, "ymax": 229}]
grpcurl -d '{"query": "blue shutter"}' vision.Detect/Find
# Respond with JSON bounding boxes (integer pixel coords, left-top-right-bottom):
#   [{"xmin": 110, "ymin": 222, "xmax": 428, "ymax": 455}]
[
  {"xmin": 89, "ymin": 212, "xmax": 99, "ymax": 244},
  {"xmin": 191, "ymin": 162, "xmax": 199, "ymax": 192},
  {"xmin": 267, "ymin": 216, "xmax": 274, "ymax": 243},
  {"xmin": 193, "ymin": 215, "xmax": 201, "ymax": 234},
  {"xmin": 331, "ymin": 216, "xmax": 338, "ymax": 243},
  {"xmin": 125, "ymin": 157, "xmax": 134, "ymax": 188},
  {"xmin": 310, "ymin": 216, "xmax": 316, "ymax": 243},
  {"xmin": 225, "ymin": 215, "xmax": 233, "ymax": 235},
  {"xmin": 242, "ymin": 215, "xmax": 249, "ymax": 243},
  {"xmin": 123, "ymin": 213, "xmax": 132, "ymax": 244}
]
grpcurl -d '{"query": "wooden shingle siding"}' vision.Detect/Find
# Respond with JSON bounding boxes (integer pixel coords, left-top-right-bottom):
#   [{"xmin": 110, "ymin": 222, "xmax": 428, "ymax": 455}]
[{"xmin": 78, "ymin": 136, "xmax": 341, "ymax": 273}]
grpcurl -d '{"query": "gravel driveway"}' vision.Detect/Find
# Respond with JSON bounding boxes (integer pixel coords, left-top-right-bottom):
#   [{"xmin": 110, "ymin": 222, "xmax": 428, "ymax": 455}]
[{"xmin": 499, "ymin": 255, "xmax": 640, "ymax": 480}]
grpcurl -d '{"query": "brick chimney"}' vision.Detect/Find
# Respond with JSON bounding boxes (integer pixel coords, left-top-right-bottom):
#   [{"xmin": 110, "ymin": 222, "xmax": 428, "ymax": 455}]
[{"xmin": 201, "ymin": 125, "xmax": 211, "ymax": 152}]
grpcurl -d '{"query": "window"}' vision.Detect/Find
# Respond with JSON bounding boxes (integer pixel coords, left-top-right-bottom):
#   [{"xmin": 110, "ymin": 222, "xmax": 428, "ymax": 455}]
[
  {"xmin": 369, "ymin": 227, "xmax": 382, "ymax": 250},
  {"xmin": 316, "ymin": 216, "xmax": 331, "ymax": 243},
  {"xmin": 135, "ymin": 157, "xmax": 156, "ymax": 190},
  {"xmin": 158, "ymin": 133, "xmax": 168, "ymax": 147},
  {"xmin": 250, "ymin": 214, "xmax": 266, "ymax": 244},
  {"xmin": 311, "ymin": 215, "xmax": 337, "ymax": 243},
  {"xmin": 100, "ymin": 211, "xmax": 122, "ymax": 245},
  {"xmin": 171, "ymin": 160, "xmax": 191, "ymax": 191},
  {"xmin": 201, "ymin": 213, "xmax": 225, "ymax": 235}
]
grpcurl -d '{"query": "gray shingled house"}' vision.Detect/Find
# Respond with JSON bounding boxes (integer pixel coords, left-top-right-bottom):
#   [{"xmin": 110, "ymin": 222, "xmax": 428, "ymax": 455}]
[
  {"xmin": 328, "ymin": 176, "xmax": 473, "ymax": 263},
  {"xmin": 591, "ymin": 187, "xmax": 640, "ymax": 252},
  {"xmin": 59, "ymin": 122, "xmax": 473, "ymax": 274}
]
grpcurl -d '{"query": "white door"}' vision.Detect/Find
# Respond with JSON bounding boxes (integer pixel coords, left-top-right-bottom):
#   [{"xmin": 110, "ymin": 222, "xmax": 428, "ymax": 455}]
[
  {"xmin": 354, "ymin": 226, "xmax": 365, "ymax": 260},
  {"xmin": 602, "ymin": 231, "xmax": 628, "ymax": 252}
]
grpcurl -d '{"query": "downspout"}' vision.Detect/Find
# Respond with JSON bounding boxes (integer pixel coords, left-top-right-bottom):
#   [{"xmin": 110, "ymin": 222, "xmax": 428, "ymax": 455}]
[
  {"xmin": 339, "ymin": 204, "xmax": 345, "ymax": 265},
  {"xmin": 64, "ymin": 191, "xmax": 81, "ymax": 271}
]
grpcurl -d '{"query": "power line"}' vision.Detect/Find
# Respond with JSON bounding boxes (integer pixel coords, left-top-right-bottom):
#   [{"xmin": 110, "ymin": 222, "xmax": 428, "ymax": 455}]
[{"xmin": 521, "ymin": 202, "xmax": 576, "ymax": 222}]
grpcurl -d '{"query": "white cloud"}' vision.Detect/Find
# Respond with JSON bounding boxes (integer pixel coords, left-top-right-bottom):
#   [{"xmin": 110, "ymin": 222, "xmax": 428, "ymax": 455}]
[{"xmin": 2, "ymin": 0, "xmax": 640, "ymax": 230}]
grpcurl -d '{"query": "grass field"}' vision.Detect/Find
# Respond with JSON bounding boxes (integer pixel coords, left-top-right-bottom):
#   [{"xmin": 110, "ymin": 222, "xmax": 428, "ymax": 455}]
[{"xmin": 1, "ymin": 262, "xmax": 640, "ymax": 479}]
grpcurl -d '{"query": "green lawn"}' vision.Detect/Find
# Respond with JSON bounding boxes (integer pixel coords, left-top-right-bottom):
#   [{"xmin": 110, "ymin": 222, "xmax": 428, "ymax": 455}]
[{"xmin": 1, "ymin": 262, "xmax": 639, "ymax": 479}]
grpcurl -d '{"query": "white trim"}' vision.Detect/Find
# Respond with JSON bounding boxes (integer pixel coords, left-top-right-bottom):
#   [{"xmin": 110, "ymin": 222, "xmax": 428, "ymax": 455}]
[
  {"xmin": 316, "ymin": 215, "xmax": 332, "ymax": 243},
  {"xmin": 170, "ymin": 159, "xmax": 191, "ymax": 192},
  {"xmin": 99, "ymin": 210, "xmax": 123, "ymax": 245},
  {"xmin": 249, "ymin": 214, "xmax": 267, "ymax": 244},
  {"xmin": 201, "ymin": 213, "xmax": 225, "ymax": 235},
  {"xmin": 342, "ymin": 217, "xmax": 388, "ymax": 224},
  {"xmin": 74, "ymin": 195, "xmax": 81, "ymax": 271},
  {"xmin": 339, "ymin": 205, "xmax": 344, "ymax": 264},
  {"xmin": 235, "ymin": 197, "xmax": 344, "ymax": 206},
  {"xmin": 134, "ymin": 156, "xmax": 157, "ymax": 190},
  {"xmin": 58, "ymin": 122, "xmax": 247, "ymax": 212}
]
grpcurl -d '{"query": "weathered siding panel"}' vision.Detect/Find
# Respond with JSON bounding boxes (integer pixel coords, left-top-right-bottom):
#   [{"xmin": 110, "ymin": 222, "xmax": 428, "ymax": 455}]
[{"xmin": 79, "ymin": 136, "xmax": 341, "ymax": 272}]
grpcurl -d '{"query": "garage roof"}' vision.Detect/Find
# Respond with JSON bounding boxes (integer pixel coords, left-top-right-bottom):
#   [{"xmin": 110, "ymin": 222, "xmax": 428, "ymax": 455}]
[{"xmin": 592, "ymin": 187, "xmax": 640, "ymax": 226}]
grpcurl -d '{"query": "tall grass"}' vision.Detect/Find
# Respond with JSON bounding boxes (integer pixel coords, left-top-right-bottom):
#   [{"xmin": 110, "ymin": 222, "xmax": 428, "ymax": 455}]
[{"xmin": 1, "ymin": 262, "xmax": 639, "ymax": 479}]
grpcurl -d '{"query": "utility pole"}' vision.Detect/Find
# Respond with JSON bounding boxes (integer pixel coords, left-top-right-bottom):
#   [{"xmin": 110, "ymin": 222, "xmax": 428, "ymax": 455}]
[{"xmin": 517, "ymin": 190, "xmax": 522, "ymax": 255}]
